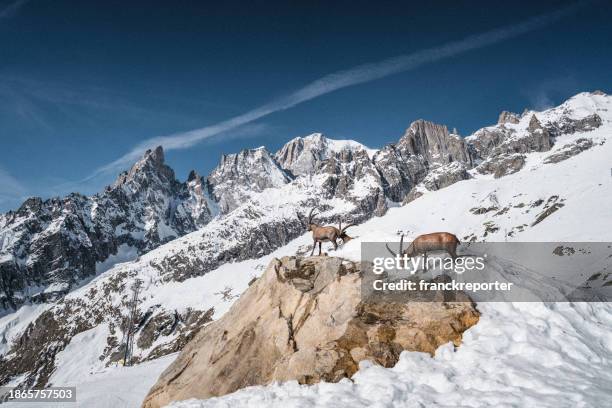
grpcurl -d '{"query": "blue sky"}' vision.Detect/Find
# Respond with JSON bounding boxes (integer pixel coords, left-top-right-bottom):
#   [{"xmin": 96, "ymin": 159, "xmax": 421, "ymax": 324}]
[{"xmin": 0, "ymin": 0, "xmax": 611, "ymax": 212}]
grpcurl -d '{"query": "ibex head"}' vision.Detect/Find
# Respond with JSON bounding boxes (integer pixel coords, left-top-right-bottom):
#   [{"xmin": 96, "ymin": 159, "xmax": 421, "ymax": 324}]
[
  {"xmin": 338, "ymin": 220, "xmax": 355, "ymax": 243},
  {"xmin": 306, "ymin": 208, "xmax": 318, "ymax": 231}
]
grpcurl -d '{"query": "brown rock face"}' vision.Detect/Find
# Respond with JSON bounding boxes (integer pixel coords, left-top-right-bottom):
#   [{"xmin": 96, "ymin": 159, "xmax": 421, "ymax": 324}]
[
  {"xmin": 498, "ymin": 110, "xmax": 520, "ymax": 125},
  {"xmin": 142, "ymin": 256, "xmax": 479, "ymax": 408}
]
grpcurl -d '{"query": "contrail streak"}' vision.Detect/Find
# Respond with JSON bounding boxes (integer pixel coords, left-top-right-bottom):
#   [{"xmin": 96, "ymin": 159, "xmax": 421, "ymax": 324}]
[
  {"xmin": 92, "ymin": 2, "xmax": 585, "ymax": 179},
  {"xmin": 0, "ymin": 0, "xmax": 30, "ymax": 19}
]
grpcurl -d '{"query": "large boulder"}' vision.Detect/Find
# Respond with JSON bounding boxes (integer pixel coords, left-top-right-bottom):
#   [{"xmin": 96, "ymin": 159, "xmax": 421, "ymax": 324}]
[{"xmin": 142, "ymin": 256, "xmax": 479, "ymax": 408}]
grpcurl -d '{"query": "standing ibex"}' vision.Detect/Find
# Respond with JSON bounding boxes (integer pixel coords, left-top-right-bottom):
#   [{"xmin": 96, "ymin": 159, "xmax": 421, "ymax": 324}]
[
  {"xmin": 304, "ymin": 208, "xmax": 355, "ymax": 256},
  {"xmin": 385, "ymin": 232, "xmax": 460, "ymax": 269}
]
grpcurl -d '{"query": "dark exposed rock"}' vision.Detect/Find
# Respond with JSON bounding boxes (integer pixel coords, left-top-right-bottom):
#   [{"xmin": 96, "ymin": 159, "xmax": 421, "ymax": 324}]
[
  {"xmin": 421, "ymin": 163, "xmax": 471, "ymax": 191},
  {"xmin": 402, "ymin": 189, "xmax": 423, "ymax": 205},
  {"xmin": 531, "ymin": 196, "xmax": 566, "ymax": 226},
  {"xmin": 483, "ymin": 221, "xmax": 500, "ymax": 236},
  {"xmin": 470, "ymin": 115, "xmax": 551, "ymax": 177},
  {"xmin": 470, "ymin": 206, "xmax": 499, "ymax": 215},
  {"xmin": 532, "ymin": 203, "xmax": 565, "ymax": 226},
  {"xmin": 477, "ymin": 154, "xmax": 526, "ymax": 178},
  {"xmin": 543, "ymin": 138, "xmax": 594, "ymax": 164},
  {"xmin": 397, "ymin": 120, "xmax": 472, "ymax": 166},
  {"xmin": 498, "ymin": 110, "xmax": 520, "ymax": 125},
  {"xmin": 553, "ymin": 246, "xmax": 576, "ymax": 256},
  {"xmin": 498, "ymin": 115, "xmax": 551, "ymax": 155},
  {"xmin": 466, "ymin": 128, "xmax": 508, "ymax": 162},
  {"xmin": 545, "ymin": 114, "xmax": 602, "ymax": 138}
]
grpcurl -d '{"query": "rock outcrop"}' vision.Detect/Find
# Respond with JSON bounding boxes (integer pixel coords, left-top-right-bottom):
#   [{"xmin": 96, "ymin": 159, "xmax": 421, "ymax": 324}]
[
  {"xmin": 477, "ymin": 153, "xmax": 526, "ymax": 178},
  {"xmin": 543, "ymin": 138, "xmax": 594, "ymax": 164},
  {"xmin": 142, "ymin": 256, "xmax": 479, "ymax": 407},
  {"xmin": 472, "ymin": 115, "xmax": 551, "ymax": 177},
  {"xmin": 497, "ymin": 110, "xmax": 520, "ymax": 125},
  {"xmin": 545, "ymin": 113, "xmax": 602, "ymax": 138}
]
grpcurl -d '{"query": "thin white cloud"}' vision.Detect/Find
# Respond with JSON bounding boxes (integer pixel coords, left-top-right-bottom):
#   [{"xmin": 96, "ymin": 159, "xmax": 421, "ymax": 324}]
[
  {"xmin": 51, "ymin": 122, "xmax": 273, "ymax": 192},
  {"xmin": 90, "ymin": 2, "xmax": 588, "ymax": 180},
  {"xmin": 0, "ymin": 0, "xmax": 30, "ymax": 19}
]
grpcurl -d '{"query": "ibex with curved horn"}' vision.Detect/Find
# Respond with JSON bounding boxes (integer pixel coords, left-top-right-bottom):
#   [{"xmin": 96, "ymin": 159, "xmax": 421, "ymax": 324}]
[
  {"xmin": 386, "ymin": 232, "xmax": 460, "ymax": 269},
  {"xmin": 304, "ymin": 208, "xmax": 355, "ymax": 256}
]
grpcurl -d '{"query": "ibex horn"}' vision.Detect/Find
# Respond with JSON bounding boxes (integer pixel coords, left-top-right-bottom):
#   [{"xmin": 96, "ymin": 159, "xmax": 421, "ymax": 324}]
[
  {"xmin": 385, "ymin": 234, "xmax": 404, "ymax": 257},
  {"xmin": 341, "ymin": 223, "xmax": 356, "ymax": 233},
  {"xmin": 307, "ymin": 208, "xmax": 317, "ymax": 224}
]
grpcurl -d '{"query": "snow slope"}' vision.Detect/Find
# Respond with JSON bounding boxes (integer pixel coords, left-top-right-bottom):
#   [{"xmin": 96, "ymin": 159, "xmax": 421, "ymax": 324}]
[
  {"xmin": 169, "ymin": 302, "xmax": 612, "ymax": 408},
  {"xmin": 2, "ymin": 353, "xmax": 176, "ymax": 408}
]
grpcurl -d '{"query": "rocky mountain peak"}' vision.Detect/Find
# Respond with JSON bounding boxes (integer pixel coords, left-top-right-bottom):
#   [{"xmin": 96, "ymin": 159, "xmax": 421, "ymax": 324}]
[
  {"xmin": 212, "ymin": 146, "xmax": 289, "ymax": 183},
  {"xmin": 498, "ymin": 110, "xmax": 520, "ymax": 125},
  {"xmin": 16, "ymin": 197, "xmax": 44, "ymax": 214},
  {"xmin": 527, "ymin": 114, "xmax": 544, "ymax": 133},
  {"xmin": 131, "ymin": 145, "xmax": 167, "ymax": 175},
  {"xmin": 112, "ymin": 146, "xmax": 177, "ymax": 192},
  {"xmin": 187, "ymin": 169, "xmax": 200, "ymax": 182},
  {"xmin": 397, "ymin": 119, "xmax": 471, "ymax": 166},
  {"xmin": 274, "ymin": 133, "xmax": 327, "ymax": 177},
  {"xmin": 148, "ymin": 145, "xmax": 165, "ymax": 163},
  {"xmin": 302, "ymin": 132, "xmax": 325, "ymax": 143},
  {"xmin": 207, "ymin": 146, "xmax": 291, "ymax": 214},
  {"xmin": 275, "ymin": 132, "xmax": 375, "ymax": 177}
]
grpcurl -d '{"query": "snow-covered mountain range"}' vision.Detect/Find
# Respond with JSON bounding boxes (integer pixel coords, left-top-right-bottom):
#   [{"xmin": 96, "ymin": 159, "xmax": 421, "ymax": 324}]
[{"xmin": 0, "ymin": 91, "xmax": 610, "ymax": 407}]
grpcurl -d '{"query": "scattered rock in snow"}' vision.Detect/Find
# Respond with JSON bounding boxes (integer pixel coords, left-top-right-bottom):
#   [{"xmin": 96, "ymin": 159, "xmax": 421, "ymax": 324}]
[
  {"xmin": 543, "ymin": 138, "xmax": 594, "ymax": 164},
  {"xmin": 477, "ymin": 153, "xmax": 526, "ymax": 178}
]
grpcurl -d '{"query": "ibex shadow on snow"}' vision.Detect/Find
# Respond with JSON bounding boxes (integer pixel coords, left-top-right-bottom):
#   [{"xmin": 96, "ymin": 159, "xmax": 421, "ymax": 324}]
[{"xmin": 302, "ymin": 208, "xmax": 355, "ymax": 256}]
